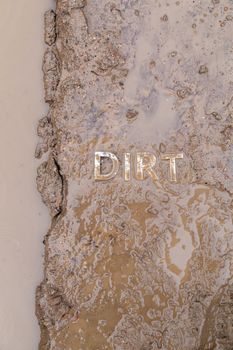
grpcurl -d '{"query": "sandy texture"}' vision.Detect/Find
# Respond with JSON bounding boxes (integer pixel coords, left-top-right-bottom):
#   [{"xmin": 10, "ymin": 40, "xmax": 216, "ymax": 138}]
[{"xmin": 36, "ymin": 1, "xmax": 233, "ymax": 349}]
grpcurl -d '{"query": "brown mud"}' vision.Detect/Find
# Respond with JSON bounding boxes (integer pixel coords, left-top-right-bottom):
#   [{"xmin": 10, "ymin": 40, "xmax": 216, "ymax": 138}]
[{"xmin": 36, "ymin": 1, "xmax": 233, "ymax": 349}]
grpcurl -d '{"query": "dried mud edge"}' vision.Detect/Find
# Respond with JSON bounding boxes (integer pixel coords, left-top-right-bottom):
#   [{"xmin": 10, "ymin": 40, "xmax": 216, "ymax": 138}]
[{"xmin": 35, "ymin": 4, "xmax": 65, "ymax": 350}]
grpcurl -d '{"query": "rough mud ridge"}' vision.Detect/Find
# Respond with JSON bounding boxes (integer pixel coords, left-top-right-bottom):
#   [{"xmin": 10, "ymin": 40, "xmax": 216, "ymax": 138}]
[{"xmin": 36, "ymin": 0, "xmax": 233, "ymax": 349}]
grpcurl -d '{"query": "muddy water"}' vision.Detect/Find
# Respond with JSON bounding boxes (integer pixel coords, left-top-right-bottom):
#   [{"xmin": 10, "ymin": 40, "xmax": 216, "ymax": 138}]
[{"xmin": 0, "ymin": 1, "xmax": 53, "ymax": 349}]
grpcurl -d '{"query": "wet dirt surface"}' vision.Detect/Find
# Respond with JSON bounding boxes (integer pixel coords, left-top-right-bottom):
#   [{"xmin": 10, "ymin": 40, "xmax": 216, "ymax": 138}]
[{"xmin": 36, "ymin": 1, "xmax": 233, "ymax": 349}]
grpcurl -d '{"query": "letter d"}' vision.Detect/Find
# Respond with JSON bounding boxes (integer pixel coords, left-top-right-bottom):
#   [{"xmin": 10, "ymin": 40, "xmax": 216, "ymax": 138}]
[{"xmin": 94, "ymin": 152, "xmax": 119, "ymax": 181}]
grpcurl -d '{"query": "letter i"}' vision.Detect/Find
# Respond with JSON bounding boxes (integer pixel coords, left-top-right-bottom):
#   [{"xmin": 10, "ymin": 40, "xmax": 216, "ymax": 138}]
[{"xmin": 124, "ymin": 153, "xmax": 131, "ymax": 181}]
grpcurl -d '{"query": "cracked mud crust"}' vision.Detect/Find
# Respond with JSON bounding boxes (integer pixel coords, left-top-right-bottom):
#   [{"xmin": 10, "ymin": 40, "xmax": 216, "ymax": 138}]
[{"xmin": 36, "ymin": 1, "xmax": 233, "ymax": 349}]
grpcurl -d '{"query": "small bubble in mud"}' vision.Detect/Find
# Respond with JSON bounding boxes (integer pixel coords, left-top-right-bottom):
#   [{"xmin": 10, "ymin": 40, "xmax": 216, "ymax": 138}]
[
  {"xmin": 149, "ymin": 60, "xmax": 156, "ymax": 69},
  {"xmin": 102, "ymin": 207, "xmax": 109, "ymax": 214},
  {"xmin": 161, "ymin": 14, "xmax": 168, "ymax": 21},
  {"xmin": 199, "ymin": 65, "xmax": 208, "ymax": 74},
  {"xmin": 134, "ymin": 9, "xmax": 140, "ymax": 16},
  {"xmin": 146, "ymin": 206, "xmax": 159, "ymax": 216},
  {"xmin": 226, "ymin": 15, "xmax": 233, "ymax": 21},
  {"xmin": 170, "ymin": 51, "xmax": 177, "ymax": 57},
  {"xmin": 147, "ymin": 309, "xmax": 156, "ymax": 319},
  {"xmin": 126, "ymin": 109, "xmax": 138, "ymax": 121},
  {"xmin": 211, "ymin": 111, "xmax": 222, "ymax": 120},
  {"xmin": 177, "ymin": 88, "xmax": 191, "ymax": 99},
  {"xmin": 192, "ymin": 23, "xmax": 197, "ymax": 28}
]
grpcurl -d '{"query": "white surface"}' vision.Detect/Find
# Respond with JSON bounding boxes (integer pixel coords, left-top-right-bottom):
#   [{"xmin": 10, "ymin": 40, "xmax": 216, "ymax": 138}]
[{"xmin": 0, "ymin": 1, "xmax": 53, "ymax": 349}]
